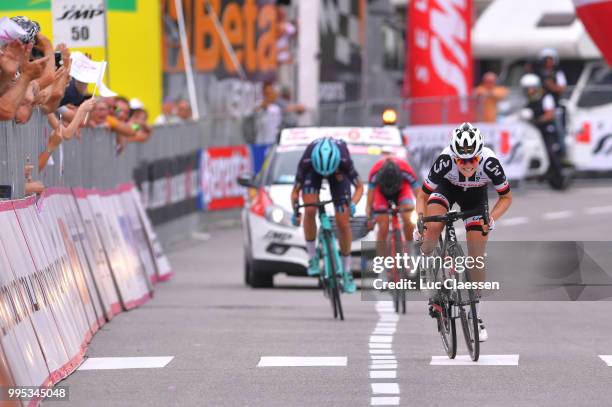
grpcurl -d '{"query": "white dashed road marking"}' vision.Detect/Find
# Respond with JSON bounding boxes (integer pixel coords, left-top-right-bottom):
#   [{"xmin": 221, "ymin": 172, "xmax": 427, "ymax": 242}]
[
  {"xmin": 499, "ymin": 217, "xmax": 529, "ymax": 226},
  {"xmin": 543, "ymin": 211, "xmax": 572, "ymax": 220},
  {"xmin": 257, "ymin": 356, "xmax": 347, "ymax": 367},
  {"xmin": 370, "ymin": 397, "xmax": 400, "ymax": 406},
  {"xmin": 430, "ymin": 354, "xmax": 519, "ymax": 366},
  {"xmin": 585, "ymin": 206, "xmax": 612, "ymax": 215},
  {"xmin": 598, "ymin": 355, "xmax": 612, "ymax": 366},
  {"xmin": 369, "ymin": 301, "xmax": 400, "ymax": 405},
  {"xmin": 78, "ymin": 357, "xmax": 174, "ymax": 370},
  {"xmin": 371, "ymin": 383, "xmax": 400, "ymax": 394}
]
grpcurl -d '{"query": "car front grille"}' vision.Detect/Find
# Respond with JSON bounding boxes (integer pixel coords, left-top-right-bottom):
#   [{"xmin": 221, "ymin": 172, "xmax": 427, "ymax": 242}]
[{"xmin": 329, "ymin": 216, "xmax": 370, "ymax": 241}]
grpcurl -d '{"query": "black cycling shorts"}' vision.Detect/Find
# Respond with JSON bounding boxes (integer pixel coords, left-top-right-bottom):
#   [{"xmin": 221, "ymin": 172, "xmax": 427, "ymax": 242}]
[
  {"xmin": 301, "ymin": 171, "xmax": 352, "ymax": 211},
  {"xmin": 427, "ymin": 179, "xmax": 488, "ymax": 232}
]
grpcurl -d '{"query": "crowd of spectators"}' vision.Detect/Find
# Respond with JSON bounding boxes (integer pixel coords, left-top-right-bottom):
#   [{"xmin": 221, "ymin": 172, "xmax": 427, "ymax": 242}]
[{"xmin": 0, "ymin": 16, "xmax": 155, "ymax": 196}]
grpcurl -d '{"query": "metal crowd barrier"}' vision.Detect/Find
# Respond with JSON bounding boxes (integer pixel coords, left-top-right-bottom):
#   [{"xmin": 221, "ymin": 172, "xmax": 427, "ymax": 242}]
[{"xmin": 0, "ymin": 110, "xmax": 247, "ymax": 198}]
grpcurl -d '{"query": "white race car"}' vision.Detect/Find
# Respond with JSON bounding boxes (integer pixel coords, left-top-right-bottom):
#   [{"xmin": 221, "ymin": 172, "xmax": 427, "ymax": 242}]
[{"xmin": 238, "ymin": 127, "xmax": 412, "ymax": 287}]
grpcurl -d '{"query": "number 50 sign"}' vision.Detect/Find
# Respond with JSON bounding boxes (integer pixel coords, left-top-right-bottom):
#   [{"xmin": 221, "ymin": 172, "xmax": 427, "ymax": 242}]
[{"xmin": 52, "ymin": 0, "xmax": 106, "ymax": 48}]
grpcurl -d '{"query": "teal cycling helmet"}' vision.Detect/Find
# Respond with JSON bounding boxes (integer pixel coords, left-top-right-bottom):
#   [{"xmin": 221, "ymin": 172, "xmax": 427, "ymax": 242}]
[{"xmin": 311, "ymin": 137, "xmax": 341, "ymax": 176}]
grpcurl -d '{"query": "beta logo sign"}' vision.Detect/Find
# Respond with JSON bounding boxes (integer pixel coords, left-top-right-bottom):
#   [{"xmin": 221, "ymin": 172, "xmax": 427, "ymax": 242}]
[
  {"xmin": 52, "ymin": 0, "xmax": 106, "ymax": 47},
  {"xmin": 199, "ymin": 145, "xmax": 252, "ymax": 210}
]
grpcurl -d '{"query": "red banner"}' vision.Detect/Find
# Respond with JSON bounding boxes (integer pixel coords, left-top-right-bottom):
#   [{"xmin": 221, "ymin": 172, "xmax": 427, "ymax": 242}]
[
  {"xmin": 199, "ymin": 145, "xmax": 252, "ymax": 210},
  {"xmin": 405, "ymin": 0, "xmax": 474, "ymax": 124},
  {"xmin": 574, "ymin": 0, "xmax": 612, "ymax": 66}
]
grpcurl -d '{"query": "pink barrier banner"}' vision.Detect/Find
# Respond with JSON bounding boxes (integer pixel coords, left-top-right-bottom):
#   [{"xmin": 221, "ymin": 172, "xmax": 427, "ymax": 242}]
[
  {"xmin": 128, "ymin": 185, "xmax": 173, "ymax": 281},
  {"xmin": 0, "ymin": 185, "xmax": 171, "ymax": 406}
]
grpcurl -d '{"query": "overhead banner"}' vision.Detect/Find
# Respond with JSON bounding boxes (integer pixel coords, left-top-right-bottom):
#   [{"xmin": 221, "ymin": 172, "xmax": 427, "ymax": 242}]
[
  {"xmin": 199, "ymin": 145, "xmax": 251, "ymax": 210},
  {"xmin": 319, "ymin": 0, "xmax": 364, "ymax": 102},
  {"xmin": 406, "ymin": 0, "xmax": 474, "ymax": 124},
  {"xmin": 51, "ymin": 0, "xmax": 107, "ymax": 48}
]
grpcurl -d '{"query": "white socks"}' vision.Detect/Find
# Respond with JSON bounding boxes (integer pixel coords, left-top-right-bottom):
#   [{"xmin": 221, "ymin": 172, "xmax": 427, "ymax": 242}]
[
  {"xmin": 342, "ymin": 255, "xmax": 351, "ymax": 275},
  {"xmin": 306, "ymin": 240, "xmax": 316, "ymax": 258}
]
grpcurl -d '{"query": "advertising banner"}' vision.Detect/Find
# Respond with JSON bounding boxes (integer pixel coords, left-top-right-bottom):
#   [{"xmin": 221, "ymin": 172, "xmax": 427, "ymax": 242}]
[
  {"xmin": 199, "ymin": 145, "xmax": 252, "ymax": 210},
  {"xmin": 134, "ymin": 151, "xmax": 200, "ymax": 225},
  {"xmin": 73, "ymin": 188, "xmax": 122, "ymax": 320},
  {"xmin": 571, "ymin": 111, "xmax": 612, "ymax": 171},
  {"xmin": 129, "ymin": 187, "xmax": 173, "ymax": 281},
  {"xmin": 406, "ymin": 0, "xmax": 474, "ymax": 124},
  {"xmin": 0, "ymin": 201, "xmax": 52, "ymax": 390},
  {"xmin": 51, "ymin": 0, "xmax": 106, "ymax": 48},
  {"xmin": 574, "ymin": 0, "xmax": 612, "ymax": 66}
]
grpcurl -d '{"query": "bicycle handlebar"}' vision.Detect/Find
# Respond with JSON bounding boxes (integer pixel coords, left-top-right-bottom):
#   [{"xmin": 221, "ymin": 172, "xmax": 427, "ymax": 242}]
[
  {"xmin": 418, "ymin": 201, "xmax": 490, "ymax": 236},
  {"xmin": 295, "ymin": 200, "xmax": 334, "ymax": 209}
]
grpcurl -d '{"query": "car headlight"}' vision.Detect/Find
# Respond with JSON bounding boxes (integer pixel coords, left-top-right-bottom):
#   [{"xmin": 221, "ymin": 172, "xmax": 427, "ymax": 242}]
[{"xmin": 265, "ymin": 205, "xmax": 294, "ymax": 227}]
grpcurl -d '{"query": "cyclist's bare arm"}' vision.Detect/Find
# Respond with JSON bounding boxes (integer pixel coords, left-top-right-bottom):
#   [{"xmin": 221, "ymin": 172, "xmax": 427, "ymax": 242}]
[
  {"xmin": 415, "ymin": 188, "xmax": 429, "ymax": 216},
  {"xmin": 490, "ymin": 190, "xmax": 512, "ymax": 221},
  {"xmin": 365, "ymin": 186, "xmax": 374, "ymax": 219},
  {"xmin": 291, "ymin": 183, "xmax": 301, "ymax": 210},
  {"xmin": 352, "ymin": 179, "xmax": 364, "ymax": 206}
]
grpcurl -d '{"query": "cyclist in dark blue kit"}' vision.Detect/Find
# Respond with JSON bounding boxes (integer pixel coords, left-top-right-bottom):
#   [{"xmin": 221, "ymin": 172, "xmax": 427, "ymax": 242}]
[{"xmin": 291, "ymin": 137, "xmax": 364, "ymax": 293}]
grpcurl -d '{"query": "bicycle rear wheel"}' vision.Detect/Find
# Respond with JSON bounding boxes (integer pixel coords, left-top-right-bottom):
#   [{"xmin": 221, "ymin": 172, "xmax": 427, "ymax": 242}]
[{"xmin": 431, "ymin": 248, "xmax": 456, "ymax": 359}]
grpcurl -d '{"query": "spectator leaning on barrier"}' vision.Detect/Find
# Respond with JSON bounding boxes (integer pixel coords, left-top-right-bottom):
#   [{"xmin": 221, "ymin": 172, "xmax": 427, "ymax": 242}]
[
  {"xmin": 113, "ymin": 96, "xmax": 131, "ymax": 122},
  {"xmin": 257, "ymin": 82, "xmax": 282, "ymax": 144},
  {"xmin": 176, "ymin": 99, "xmax": 192, "ymax": 121},
  {"xmin": 154, "ymin": 99, "xmax": 179, "ymax": 125},
  {"xmin": 474, "ymin": 72, "xmax": 508, "ymax": 123},
  {"xmin": 277, "ymin": 86, "xmax": 305, "ymax": 128}
]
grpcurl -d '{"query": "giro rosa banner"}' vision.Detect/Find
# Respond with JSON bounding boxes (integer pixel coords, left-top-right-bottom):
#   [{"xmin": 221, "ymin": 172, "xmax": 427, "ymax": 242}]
[
  {"xmin": 406, "ymin": 0, "xmax": 474, "ymax": 124},
  {"xmin": 573, "ymin": 0, "xmax": 612, "ymax": 66},
  {"xmin": 199, "ymin": 145, "xmax": 252, "ymax": 210}
]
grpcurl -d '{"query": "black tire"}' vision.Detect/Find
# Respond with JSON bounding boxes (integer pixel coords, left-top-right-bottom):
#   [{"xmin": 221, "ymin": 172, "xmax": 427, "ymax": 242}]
[
  {"xmin": 249, "ymin": 262, "xmax": 274, "ymax": 288},
  {"xmin": 434, "ymin": 246, "xmax": 456, "ymax": 359},
  {"xmin": 325, "ymin": 234, "xmax": 344, "ymax": 321},
  {"xmin": 451, "ymin": 246, "xmax": 480, "ymax": 361},
  {"xmin": 244, "ymin": 254, "xmax": 252, "ymax": 286},
  {"xmin": 438, "ymin": 301, "xmax": 457, "ymax": 359},
  {"xmin": 394, "ymin": 229, "xmax": 406, "ymax": 315}
]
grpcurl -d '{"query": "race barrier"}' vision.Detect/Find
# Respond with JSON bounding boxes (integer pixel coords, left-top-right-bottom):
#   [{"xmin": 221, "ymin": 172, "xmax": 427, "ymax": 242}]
[
  {"xmin": 0, "ymin": 184, "xmax": 171, "ymax": 406},
  {"xmin": 134, "ymin": 143, "xmax": 272, "ymax": 219}
]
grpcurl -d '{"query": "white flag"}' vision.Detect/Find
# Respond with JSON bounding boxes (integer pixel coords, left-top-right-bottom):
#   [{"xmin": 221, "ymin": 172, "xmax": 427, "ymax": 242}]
[
  {"xmin": 0, "ymin": 17, "xmax": 27, "ymax": 46},
  {"xmin": 69, "ymin": 51, "xmax": 107, "ymax": 84},
  {"xmin": 99, "ymin": 81, "xmax": 117, "ymax": 97}
]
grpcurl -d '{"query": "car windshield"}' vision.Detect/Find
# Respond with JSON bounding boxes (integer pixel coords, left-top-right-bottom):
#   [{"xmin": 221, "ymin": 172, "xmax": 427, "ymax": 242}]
[{"xmin": 264, "ymin": 147, "xmax": 387, "ymax": 186}]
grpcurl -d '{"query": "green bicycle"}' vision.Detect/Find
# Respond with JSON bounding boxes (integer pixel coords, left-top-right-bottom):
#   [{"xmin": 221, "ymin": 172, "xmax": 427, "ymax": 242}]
[{"xmin": 296, "ymin": 200, "xmax": 347, "ymax": 320}]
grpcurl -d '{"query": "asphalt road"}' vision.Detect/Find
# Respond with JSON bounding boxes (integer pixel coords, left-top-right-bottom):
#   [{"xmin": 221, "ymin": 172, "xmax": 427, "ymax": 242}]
[{"xmin": 49, "ymin": 179, "xmax": 612, "ymax": 407}]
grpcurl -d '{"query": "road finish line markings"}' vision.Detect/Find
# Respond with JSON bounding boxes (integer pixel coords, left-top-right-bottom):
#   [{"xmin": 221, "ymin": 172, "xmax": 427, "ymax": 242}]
[
  {"xmin": 78, "ymin": 357, "xmax": 174, "ymax": 370},
  {"xmin": 369, "ymin": 301, "xmax": 400, "ymax": 406},
  {"xmin": 257, "ymin": 357, "xmax": 347, "ymax": 367},
  {"xmin": 598, "ymin": 355, "xmax": 612, "ymax": 366},
  {"xmin": 371, "ymin": 397, "xmax": 400, "ymax": 406},
  {"xmin": 430, "ymin": 354, "xmax": 519, "ymax": 366}
]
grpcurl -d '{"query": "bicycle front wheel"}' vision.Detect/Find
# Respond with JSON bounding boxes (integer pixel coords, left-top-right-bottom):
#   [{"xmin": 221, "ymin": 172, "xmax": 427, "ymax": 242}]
[
  {"xmin": 324, "ymin": 233, "xmax": 344, "ymax": 321},
  {"xmin": 451, "ymin": 246, "xmax": 479, "ymax": 361}
]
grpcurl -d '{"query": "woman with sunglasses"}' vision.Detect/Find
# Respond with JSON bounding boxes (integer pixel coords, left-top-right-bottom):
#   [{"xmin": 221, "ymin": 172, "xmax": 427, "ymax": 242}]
[{"xmin": 414, "ymin": 122, "xmax": 513, "ymax": 342}]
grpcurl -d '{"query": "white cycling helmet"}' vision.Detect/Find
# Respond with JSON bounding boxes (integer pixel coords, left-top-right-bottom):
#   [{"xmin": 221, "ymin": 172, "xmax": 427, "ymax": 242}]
[
  {"xmin": 520, "ymin": 73, "xmax": 541, "ymax": 89},
  {"xmin": 539, "ymin": 47, "xmax": 559, "ymax": 63},
  {"xmin": 450, "ymin": 122, "xmax": 484, "ymax": 159}
]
